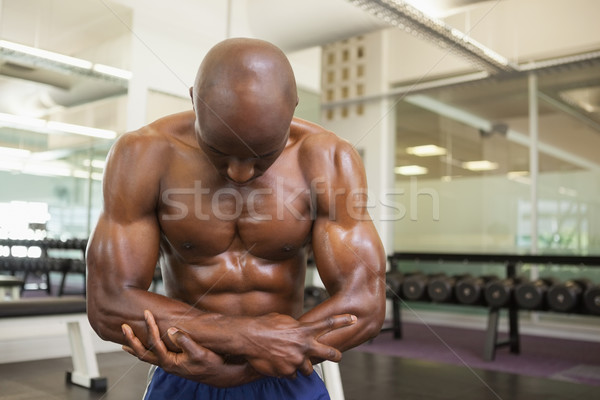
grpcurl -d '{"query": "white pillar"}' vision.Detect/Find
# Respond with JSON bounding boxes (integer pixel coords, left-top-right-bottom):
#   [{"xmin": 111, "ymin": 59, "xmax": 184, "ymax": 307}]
[
  {"xmin": 320, "ymin": 30, "xmax": 396, "ymax": 255},
  {"xmin": 528, "ymin": 73, "xmax": 539, "ymax": 257},
  {"xmin": 528, "ymin": 72, "xmax": 540, "ymax": 324},
  {"xmin": 125, "ymin": 11, "xmax": 148, "ymax": 132},
  {"xmin": 375, "ymin": 30, "xmax": 396, "ymax": 255}
]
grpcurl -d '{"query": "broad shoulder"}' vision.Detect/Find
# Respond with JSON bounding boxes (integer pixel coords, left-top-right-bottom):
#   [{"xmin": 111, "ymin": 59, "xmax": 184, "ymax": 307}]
[
  {"xmin": 293, "ymin": 117, "xmax": 364, "ymax": 183},
  {"xmin": 107, "ymin": 111, "xmax": 196, "ymax": 166},
  {"xmin": 102, "ymin": 111, "xmax": 196, "ymax": 215}
]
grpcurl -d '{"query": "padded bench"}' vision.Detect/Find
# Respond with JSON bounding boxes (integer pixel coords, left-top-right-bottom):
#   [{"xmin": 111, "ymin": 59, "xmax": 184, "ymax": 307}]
[{"xmin": 0, "ymin": 275, "xmax": 24, "ymax": 300}]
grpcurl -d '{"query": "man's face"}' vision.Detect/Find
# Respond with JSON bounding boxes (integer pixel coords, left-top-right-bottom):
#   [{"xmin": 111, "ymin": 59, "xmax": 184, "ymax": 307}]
[{"xmin": 195, "ymin": 114, "xmax": 289, "ymax": 185}]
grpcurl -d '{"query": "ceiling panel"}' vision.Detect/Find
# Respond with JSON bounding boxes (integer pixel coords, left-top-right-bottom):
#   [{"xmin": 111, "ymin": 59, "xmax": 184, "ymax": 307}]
[{"xmin": 0, "ymin": 0, "xmax": 132, "ymax": 56}]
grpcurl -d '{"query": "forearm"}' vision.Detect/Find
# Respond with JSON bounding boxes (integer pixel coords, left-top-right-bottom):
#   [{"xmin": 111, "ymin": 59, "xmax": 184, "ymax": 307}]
[
  {"xmin": 298, "ymin": 291, "xmax": 385, "ymax": 353},
  {"xmin": 120, "ymin": 307, "xmax": 265, "ymax": 387},
  {"xmin": 88, "ymin": 285, "xmax": 250, "ymax": 356}
]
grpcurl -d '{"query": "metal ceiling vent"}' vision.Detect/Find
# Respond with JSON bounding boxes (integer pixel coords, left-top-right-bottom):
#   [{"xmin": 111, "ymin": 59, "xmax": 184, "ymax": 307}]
[{"xmin": 346, "ymin": 0, "xmax": 519, "ymax": 74}]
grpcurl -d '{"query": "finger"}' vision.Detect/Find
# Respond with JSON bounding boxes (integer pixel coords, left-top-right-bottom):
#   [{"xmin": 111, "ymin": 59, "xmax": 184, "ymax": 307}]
[
  {"xmin": 249, "ymin": 358, "xmax": 279, "ymax": 377},
  {"xmin": 144, "ymin": 310, "xmax": 164, "ymax": 350},
  {"xmin": 307, "ymin": 342, "xmax": 343, "ymax": 363},
  {"xmin": 122, "ymin": 344, "xmax": 158, "ymax": 362},
  {"xmin": 144, "ymin": 310, "xmax": 160, "ymax": 349},
  {"xmin": 122, "ymin": 324, "xmax": 159, "ymax": 364},
  {"xmin": 298, "ymin": 359, "xmax": 314, "ymax": 376},
  {"xmin": 144, "ymin": 310, "xmax": 171, "ymax": 364},
  {"xmin": 167, "ymin": 327, "xmax": 208, "ymax": 355},
  {"xmin": 122, "ymin": 323, "xmax": 144, "ymax": 351},
  {"xmin": 307, "ymin": 314, "xmax": 357, "ymax": 336}
]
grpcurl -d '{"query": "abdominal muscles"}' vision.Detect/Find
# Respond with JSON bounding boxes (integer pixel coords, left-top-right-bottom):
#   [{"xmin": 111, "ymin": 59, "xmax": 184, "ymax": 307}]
[{"xmin": 160, "ymin": 251, "xmax": 307, "ymax": 318}]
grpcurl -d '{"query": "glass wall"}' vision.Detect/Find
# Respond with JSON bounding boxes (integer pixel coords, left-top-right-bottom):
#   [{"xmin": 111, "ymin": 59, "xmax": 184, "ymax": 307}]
[
  {"xmin": 0, "ymin": 98, "xmax": 125, "ymax": 240},
  {"xmin": 0, "ymin": 0, "xmax": 131, "ymax": 242},
  {"xmin": 391, "ymin": 60, "xmax": 600, "ymax": 308}
]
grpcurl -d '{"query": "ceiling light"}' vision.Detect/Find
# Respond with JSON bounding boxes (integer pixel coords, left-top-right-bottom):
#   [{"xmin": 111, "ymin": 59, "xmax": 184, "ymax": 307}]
[
  {"xmin": 0, "ymin": 146, "xmax": 31, "ymax": 157},
  {"xmin": 0, "ymin": 113, "xmax": 46, "ymax": 129},
  {"xmin": 558, "ymin": 187, "xmax": 577, "ymax": 197},
  {"xmin": 0, "ymin": 113, "xmax": 116, "ymax": 139},
  {"xmin": 73, "ymin": 170, "xmax": 104, "ymax": 181},
  {"xmin": 461, "ymin": 160, "xmax": 499, "ymax": 171},
  {"xmin": 46, "ymin": 121, "xmax": 116, "ymax": 139},
  {"xmin": 394, "ymin": 165, "xmax": 428, "ymax": 176},
  {"xmin": 0, "ymin": 40, "xmax": 131, "ymax": 82},
  {"xmin": 92, "ymin": 64, "xmax": 133, "ymax": 80},
  {"xmin": 0, "ymin": 40, "xmax": 93, "ymax": 69},
  {"xmin": 507, "ymin": 171, "xmax": 529, "ymax": 179},
  {"xmin": 406, "ymin": 144, "xmax": 447, "ymax": 157},
  {"xmin": 507, "ymin": 171, "xmax": 530, "ymax": 184},
  {"xmin": 441, "ymin": 175, "xmax": 462, "ymax": 182},
  {"xmin": 83, "ymin": 159, "xmax": 107, "ymax": 169},
  {"xmin": 21, "ymin": 164, "xmax": 72, "ymax": 177}
]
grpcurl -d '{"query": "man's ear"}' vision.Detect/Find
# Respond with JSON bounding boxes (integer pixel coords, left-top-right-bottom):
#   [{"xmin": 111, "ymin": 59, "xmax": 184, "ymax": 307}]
[{"xmin": 189, "ymin": 87, "xmax": 195, "ymax": 109}]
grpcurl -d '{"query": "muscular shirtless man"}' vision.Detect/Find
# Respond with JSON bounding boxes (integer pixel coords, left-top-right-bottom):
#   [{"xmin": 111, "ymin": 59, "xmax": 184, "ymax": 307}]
[{"xmin": 86, "ymin": 37, "xmax": 386, "ymax": 399}]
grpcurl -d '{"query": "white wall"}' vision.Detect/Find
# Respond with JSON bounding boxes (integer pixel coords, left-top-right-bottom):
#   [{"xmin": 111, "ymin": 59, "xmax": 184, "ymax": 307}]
[
  {"xmin": 320, "ymin": 31, "xmax": 397, "ymax": 253},
  {"xmin": 109, "ymin": 0, "xmax": 326, "ymax": 130},
  {"xmin": 451, "ymin": 0, "xmax": 600, "ymax": 63},
  {"xmin": 387, "ymin": 0, "xmax": 600, "ymax": 85}
]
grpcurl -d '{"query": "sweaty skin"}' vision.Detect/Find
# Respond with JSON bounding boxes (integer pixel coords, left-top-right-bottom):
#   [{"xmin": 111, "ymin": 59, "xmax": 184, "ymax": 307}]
[{"xmin": 86, "ymin": 38, "xmax": 386, "ymax": 387}]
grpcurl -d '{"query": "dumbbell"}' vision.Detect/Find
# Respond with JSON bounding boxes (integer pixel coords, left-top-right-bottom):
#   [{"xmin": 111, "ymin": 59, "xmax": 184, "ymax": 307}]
[
  {"xmin": 515, "ymin": 277, "xmax": 560, "ymax": 310},
  {"xmin": 3, "ymin": 257, "xmax": 21, "ymax": 272},
  {"xmin": 547, "ymin": 279, "xmax": 592, "ymax": 313},
  {"xmin": 42, "ymin": 238, "xmax": 60, "ymax": 249},
  {"xmin": 46, "ymin": 258, "xmax": 70, "ymax": 272},
  {"xmin": 455, "ymin": 275, "xmax": 499, "ymax": 305},
  {"xmin": 484, "ymin": 277, "xmax": 526, "ymax": 308},
  {"xmin": 427, "ymin": 274, "xmax": 471, "ymax": 303},
  {"xmin": 583, "ymin": 284, "xmax": 600, "ymax": 315},
  {"xmin": 401, "ymin": 273, "xmax": 444, "ymax": 301},
  {"xmin": 385, "ymin": 271, "xmax": 405, "ymax": 299},
  {"xmin": 304, "ymin": 286, "xmax": 328, "ymax": 310},
  {"xmin": 385, "ymin": 271, "xmax": 422, "ymax": 299}
]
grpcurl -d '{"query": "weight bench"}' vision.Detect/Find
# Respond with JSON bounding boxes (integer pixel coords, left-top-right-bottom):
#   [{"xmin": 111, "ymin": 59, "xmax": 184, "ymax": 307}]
[
  {"xmin": 0, "ymin": 297, "xmax": 107, "ymax": 392},
  {"xmin": 0, "ymin": 275, "xmax": 24, "ymax": 300}
]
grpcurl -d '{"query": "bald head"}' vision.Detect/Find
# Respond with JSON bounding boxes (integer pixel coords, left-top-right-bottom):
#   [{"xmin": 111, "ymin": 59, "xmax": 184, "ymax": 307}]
[
  {"xmin": 190, "ymin": 38, "xmax": 298, "ymax": 184},
  {"xmin": 194, "ymin": 38, "xmax": 297, "ymax": 103},
  {"xmin": 192, "ymin": 38, "xmax": 298, "ymax": 149}
]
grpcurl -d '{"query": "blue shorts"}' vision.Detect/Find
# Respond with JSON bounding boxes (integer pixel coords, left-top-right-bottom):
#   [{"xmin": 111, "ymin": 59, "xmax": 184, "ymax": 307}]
[{"xmin": 143, "ymin": 366, "xmax": 331, "ymax": 400}]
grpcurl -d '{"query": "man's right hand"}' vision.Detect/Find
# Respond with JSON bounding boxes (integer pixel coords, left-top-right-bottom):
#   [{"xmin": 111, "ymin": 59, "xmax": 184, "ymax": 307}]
[
  {"xmin": 242, "ymin": 312, "xmax": 357, "ymax": 378},
  {"xmin": 123, "ymin": 309, "xmax": 356, "ymax": 381},
  {"xmin": 122, "ymin": 310, "xmax": 262, "ymax": 387}
]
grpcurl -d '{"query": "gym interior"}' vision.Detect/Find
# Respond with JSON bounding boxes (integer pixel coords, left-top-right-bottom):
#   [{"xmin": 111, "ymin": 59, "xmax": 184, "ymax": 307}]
[{"xmin": 1, "ymin": 0, "xmax": 599, "ymax": 399}]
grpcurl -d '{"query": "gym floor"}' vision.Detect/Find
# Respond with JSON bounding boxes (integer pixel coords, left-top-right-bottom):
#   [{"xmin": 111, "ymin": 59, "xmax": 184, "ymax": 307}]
[{"xmin": 1, "ymin": 347, "xmax": 599, "ymax": 400}]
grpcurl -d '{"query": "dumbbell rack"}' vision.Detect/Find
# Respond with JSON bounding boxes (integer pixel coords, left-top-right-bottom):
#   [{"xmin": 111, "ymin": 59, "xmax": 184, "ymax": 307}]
[
  {"xmin": 0, "ymin": 238, "xmax": 88, "ymax": 296},
  {"xmin": 387, "ymin": 252, "xmax": 600, "ymax": 361}
]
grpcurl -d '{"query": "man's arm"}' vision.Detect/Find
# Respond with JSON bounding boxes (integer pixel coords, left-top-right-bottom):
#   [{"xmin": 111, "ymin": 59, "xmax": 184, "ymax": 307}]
[
  {"xmin": 86, "ymin": 129, "xmax": 198, "ymax": 349},
  {"xmin": 298, "ymin": 133, "xmax": 387, "ymax": 352},
  {"xmin": 87, "ymin": 128, "xmax": 355, "ymax": 379}
]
